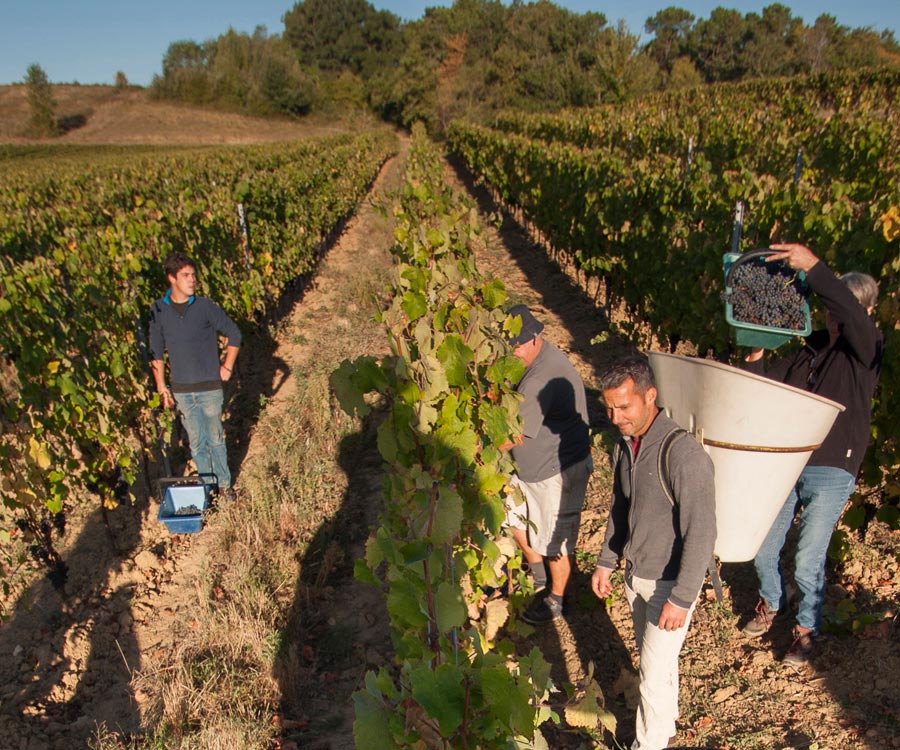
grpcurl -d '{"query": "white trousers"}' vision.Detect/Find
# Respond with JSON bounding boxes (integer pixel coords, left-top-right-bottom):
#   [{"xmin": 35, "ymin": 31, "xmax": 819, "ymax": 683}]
[{"xmin": 625, "ymin": 574, "xmax": 696, "ymax": 750}]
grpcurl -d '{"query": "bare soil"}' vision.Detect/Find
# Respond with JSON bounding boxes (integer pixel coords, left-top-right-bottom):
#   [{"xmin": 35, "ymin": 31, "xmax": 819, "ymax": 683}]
[
  {"xmin": 0, "ymin": 85, "xmax": 352, "ymax": 144},
  {"xmin": 0, "ymin": 101, "xmax": 898, "ymax": 750}
]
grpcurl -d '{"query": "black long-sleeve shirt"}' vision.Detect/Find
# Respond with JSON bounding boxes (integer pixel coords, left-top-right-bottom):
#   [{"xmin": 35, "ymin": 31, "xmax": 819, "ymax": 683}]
[{"xmin": 746, "ymin": 261, "xmax": 882, "ymax": 477}]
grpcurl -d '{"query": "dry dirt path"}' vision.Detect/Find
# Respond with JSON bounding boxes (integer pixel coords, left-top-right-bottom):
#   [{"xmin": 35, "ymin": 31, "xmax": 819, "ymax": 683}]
[{"xmin": 1, "ymin": 135, "xmax": 896, "ymax": 750}]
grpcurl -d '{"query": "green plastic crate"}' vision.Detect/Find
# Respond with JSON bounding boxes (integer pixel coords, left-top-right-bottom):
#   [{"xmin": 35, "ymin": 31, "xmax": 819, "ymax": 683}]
[{"xmin": 723, "ymin": 251, "xmax": 812, "ymax": 349}]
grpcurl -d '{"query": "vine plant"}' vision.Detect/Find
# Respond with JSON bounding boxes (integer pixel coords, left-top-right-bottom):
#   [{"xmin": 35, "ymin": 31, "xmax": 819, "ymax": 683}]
[
  {"xmin": 0, "ymin": 132, "xmax": 396, "ymax": 608},
  {"xmin": 332, "ymin": 125, "xmax": 610, "ymax": 748}
]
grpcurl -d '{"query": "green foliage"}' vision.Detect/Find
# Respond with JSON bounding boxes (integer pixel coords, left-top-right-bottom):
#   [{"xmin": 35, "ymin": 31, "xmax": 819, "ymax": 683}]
[
  {"xmin": 152, "ymin": 29, "xmax": 316, "ymax": 116},
  {"xmin": 0, "ymin": 131, "xmax": 397, "ymax": 611},
  {"xmin": 448, "ymin": 68, "xmax": 900, "ymax": 483},
  {"xmin": 24, "ymin": 63, "xmax": 58, "ymax": 138},
  {"xmin": 332, "ymin": 124, "xmax": 557, "ymax": 748},
  {"xmin": 283, "ymin": 0, "xmax": 403, "ymax": 79}
]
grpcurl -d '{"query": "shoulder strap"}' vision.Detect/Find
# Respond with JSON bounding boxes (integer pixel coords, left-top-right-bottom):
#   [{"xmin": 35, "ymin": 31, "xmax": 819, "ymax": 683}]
[{"xmin": 658, "ymin": 427, "xmax": 689, "ymax": 507}]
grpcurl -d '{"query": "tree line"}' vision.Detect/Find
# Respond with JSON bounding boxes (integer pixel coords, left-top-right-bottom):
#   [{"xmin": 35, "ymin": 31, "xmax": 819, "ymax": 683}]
[{"xmin": 112, "ymin": 0, "xmax": 900, "ymax": 130}]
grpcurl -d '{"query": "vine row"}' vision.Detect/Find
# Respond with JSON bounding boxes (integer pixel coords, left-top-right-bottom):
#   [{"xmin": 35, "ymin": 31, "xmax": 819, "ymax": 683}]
[
  {"xmin": 0, "ymin": 131, "xmax": 397, "ymax": 602},
  {"xmin": 448, "ymin": 71, "xmax": 899, "ymax": 486}
]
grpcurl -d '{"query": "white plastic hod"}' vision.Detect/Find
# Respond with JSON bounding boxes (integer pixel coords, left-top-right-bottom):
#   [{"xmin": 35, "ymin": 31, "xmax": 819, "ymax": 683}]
[{"xmin": 648, "ymin": 352, "xmax": 845, "ymax": 562}]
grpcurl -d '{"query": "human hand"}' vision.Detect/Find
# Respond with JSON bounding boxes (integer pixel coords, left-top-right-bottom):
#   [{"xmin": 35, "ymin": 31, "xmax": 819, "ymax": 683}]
[
  {"xmin": 220, "ymin": 364, "xmax": 233, "ymax": 382},
  {"xmin": 657, "ymin": 601, "xmax": 688, "ymax": 631},
  {"xmin": 744, "ymin": 348, "xmax": 764, "ymax": 363},
  {"xmin": 767, "ymin": 243, "xmax": 819, "ymax": 273},
  {"xmin": 159, "ymin": 388, "xmax": 174, "ymax": 409},
  {"xmin": 591, "ymin": 566, "xmax": 613, "ymax": 600}
]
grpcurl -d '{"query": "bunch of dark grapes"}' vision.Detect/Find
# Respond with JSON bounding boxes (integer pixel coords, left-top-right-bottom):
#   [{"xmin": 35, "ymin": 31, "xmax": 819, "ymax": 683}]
[{"xmin": 728, "ymin": 261, "xmax": 807, "ymax": 330}]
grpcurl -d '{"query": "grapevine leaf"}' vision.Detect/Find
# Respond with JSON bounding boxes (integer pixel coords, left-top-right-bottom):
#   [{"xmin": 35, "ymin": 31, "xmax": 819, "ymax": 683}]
[
  {"xmin": 842, "ymin": 503, "xmax": 866, "ymax": 531},
  {"xmin": 354, "ymin": 557, "xmax": 378, "ymax": 585},
  {"xmin": 481, "ymin": 664, "xmax": 532, "ymax": 735},
  {"xmin": 387, "ymin": 578, "xmax": 429, "ymax": 628},
  {"xmin": 402, "ymin": 290, "xmax": 428, "ymax": 321},
  {"xmin": 436, "ymin": 422, "xmax": 479, "ymax": 464},
  {"xmin": 480, "ymin": 278, "xmax": 507, "ymax": 309},
  {"xmin": 436, "ymin": 335, "xmax": 474, "ymax": 387},
  {"xmin": 431, "ymin": 486, "xmax": 464, "ymax": 545},
  {"xmin": 352, "ymin": 688, "xmax": 399, "ymax": 750},
  {"xmin": 564, "ymin": 680, "xmax": 605, "ymax": 729},
  {"xmin": 420, "ymin": 354, "xmax": 449, "ymax": 402},
  {"xmin": 875, "ymin": 504, "xmax": 900, "ymax": 529},
  {"xmin": 377, "ymin": 414, "xmax": 399, "ymax": 462},
  {"xmin": 475, "ymin": 464, "xmax": 508, "ymax": 497},
  {"xmin": 409, "ymin": 663, "xmax": 466, "ymax": 737},
  {"xmin": 479, "ymin": 401, "xmax": 513, "ymax": 447},
  {"xmin": 487, "ymin": 355, "xmax": 525, "ymax": 386},
  {"xmin": 435, "ymin": 581, "xmax": 466, "ymax": 632},
  {"xmin": 331, "ymin": 358, "xmax": 376, "ymax": 418},
  {"xmin": 28, "ymin": 438, "xmax": 52, "ymax": 471},
  {"xmin": 485, "ymin": 598, "xmax": 509, "ymax": 642}
]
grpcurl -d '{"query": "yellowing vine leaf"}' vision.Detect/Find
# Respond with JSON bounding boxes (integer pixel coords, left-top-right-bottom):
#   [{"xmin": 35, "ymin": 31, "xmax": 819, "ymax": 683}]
[
  {"xmin": 563, "ymin": 679, "xmax": 606, "ymax": 729},
  {"xmin": 485, "ymin": 598, "xmax": 509, "ymax": 642},
  {"xmin": 880, "ymin": 205, "xmax": 900, "ymax": 242},
  {"xmin": 27, "ymin": 438, "xmax": 52, "ymax": 470}
]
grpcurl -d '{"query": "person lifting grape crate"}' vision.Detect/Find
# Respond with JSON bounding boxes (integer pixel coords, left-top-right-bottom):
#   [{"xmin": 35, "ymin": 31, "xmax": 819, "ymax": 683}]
[
  {"xmin": 736, "ymin": 242, "xmax": 883, "ymax": 666},
  {"xmin": 723, "ymin": 248, "xmax": 812, "ymax": 349}
]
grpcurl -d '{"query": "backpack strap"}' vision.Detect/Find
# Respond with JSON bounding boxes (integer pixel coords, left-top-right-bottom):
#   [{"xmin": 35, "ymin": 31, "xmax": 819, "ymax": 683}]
[{"xmin": 658, "ymin": 427, "xmax": 689, "ymax": 507}]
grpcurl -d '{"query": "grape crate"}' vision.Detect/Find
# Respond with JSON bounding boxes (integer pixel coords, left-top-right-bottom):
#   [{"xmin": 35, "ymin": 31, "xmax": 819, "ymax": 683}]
[{"xmin": 728, "ymin": 261, "xmax": 808, "ymax": 331}]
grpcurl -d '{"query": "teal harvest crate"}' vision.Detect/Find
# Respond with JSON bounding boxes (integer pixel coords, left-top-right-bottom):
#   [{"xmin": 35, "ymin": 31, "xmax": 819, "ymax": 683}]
[{"xmin": 723, "ymin": 251, "xmax": 812, "ymax": 349}]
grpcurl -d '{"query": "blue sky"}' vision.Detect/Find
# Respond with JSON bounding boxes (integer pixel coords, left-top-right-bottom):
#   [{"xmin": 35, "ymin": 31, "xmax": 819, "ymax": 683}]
[{"xmin": 1, "ymin": 1, "xmax": 897, "ymax": 87}]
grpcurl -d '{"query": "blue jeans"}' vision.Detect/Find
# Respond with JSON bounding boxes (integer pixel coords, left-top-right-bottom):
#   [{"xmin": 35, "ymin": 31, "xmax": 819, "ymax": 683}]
[
  {"xmin": 173, "ymin": 389, "xmax": 231, "ymax": 490},
  {"xmin": 753, "ymin": 466, "xmax": 855, "ymax": 633}
]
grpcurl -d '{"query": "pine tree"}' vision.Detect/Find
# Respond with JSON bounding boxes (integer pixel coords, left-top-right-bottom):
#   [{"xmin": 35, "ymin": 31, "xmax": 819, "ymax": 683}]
[{"xmin": 25, "ymin": 63, "xmax": 58, "ymax": 137}]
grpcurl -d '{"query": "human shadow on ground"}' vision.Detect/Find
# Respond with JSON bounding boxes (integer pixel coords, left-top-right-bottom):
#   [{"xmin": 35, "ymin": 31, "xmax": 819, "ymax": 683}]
[{"xmin": 272, "ymin": 411, "xmax": 388, "ymax": 750}]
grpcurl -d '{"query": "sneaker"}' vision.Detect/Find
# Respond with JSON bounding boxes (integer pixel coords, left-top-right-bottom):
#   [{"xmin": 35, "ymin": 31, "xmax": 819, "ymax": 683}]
[
  {"xmin": 742, "ymin": 599, "xmax": 777, "ymax": 637},
  {"xmin": 783, "ymin": 628, "xmax": 814, "ymax": 666},
  {"xmin": 522, "ymin": 592, "xmax": 563, "ymax": 625}
]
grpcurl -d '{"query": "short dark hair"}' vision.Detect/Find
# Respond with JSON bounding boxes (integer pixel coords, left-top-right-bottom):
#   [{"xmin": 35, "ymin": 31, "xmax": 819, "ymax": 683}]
[
  {"xmin": 599, "ymin": 355, "xmax": 656, "ymax": 395},
  {"xmin": 164, "ymin": 252, "xmax": 195, "ymax": 279}
]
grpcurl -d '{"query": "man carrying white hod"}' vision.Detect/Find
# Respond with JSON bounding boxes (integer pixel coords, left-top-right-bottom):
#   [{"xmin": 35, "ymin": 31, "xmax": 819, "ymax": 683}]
[{"xmin": 593, "ymin": 354, "xmax": 716, "ymax": 750}]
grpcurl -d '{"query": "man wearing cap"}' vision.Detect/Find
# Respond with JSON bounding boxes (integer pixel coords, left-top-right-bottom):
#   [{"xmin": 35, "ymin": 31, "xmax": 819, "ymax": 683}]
[
  {"xmin": 149, "ymin": 252, "xmax": 241, "ymax": 500},
  {"xmin": 504, "ymin": 304, "xmax": 593, "ymax": 624}
]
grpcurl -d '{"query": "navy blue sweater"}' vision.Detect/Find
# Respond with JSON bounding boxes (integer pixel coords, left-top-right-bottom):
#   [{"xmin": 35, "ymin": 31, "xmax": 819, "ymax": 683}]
[{"xmin": 148, "ymin": 292, "xmax": 241, "ymax": 391}]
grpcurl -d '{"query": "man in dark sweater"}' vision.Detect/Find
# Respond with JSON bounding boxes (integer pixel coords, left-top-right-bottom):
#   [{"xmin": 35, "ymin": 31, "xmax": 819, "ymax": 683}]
[
  {"xmin": 593, "ymin": 355, "xmax": 716, "ymax": 750},
  {"xmin": 149, "ymin": 253, "xmax": 241, "ymax": 497},
  {"xmin": 741, "ymin": 243, "xmax": 882, "ymax": 665}
]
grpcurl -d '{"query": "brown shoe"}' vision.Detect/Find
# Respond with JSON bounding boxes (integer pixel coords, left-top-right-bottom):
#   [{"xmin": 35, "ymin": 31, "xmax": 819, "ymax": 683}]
[
  {"xmin": 742, "ymin": 599, "xmax": 777, "ymax": 637},
  {"xmin": 783, "ymin": 628, "xmax": 814, "ymax": 666}
]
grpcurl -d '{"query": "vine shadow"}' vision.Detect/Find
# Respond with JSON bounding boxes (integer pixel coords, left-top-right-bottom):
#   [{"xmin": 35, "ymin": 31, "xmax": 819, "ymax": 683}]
[
  {"xmin": 722, "ymin": 525, "xmax": 900, "ymax": 747},
  {"xmin": 0, "ymin": 483, "xmax": 148, "ymax": 746}
]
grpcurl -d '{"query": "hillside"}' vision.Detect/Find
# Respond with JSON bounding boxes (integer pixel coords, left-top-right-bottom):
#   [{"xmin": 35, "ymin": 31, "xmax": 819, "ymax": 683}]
[{"xmin": 0, "ymin": 84, "xmax": 353, "ymax": 145}]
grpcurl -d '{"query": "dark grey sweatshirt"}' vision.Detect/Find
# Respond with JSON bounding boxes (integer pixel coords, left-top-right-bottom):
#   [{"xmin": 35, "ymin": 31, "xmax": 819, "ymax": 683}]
[{"xmin": 596, "ymin": 411, "xmax": 717, "ymax": 609}]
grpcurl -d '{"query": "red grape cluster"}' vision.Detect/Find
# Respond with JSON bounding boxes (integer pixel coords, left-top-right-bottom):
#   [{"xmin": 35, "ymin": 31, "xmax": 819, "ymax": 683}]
[{"xmin": 728, "ymin": 261, "xmax": 807, "ymax": 330}]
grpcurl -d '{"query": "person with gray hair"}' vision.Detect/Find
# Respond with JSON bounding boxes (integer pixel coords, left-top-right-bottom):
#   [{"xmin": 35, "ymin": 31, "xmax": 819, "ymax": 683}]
[{"xmin": 741, "ymin": 243, "xmax": 883, "ymax": 666}]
